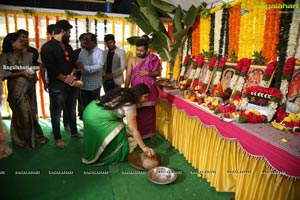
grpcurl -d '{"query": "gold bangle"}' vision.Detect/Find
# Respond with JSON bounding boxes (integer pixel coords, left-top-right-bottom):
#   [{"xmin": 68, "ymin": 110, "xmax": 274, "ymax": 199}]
[{"xmin": 141, "ymin": 144, "xmax": 146, "ymax": 149}]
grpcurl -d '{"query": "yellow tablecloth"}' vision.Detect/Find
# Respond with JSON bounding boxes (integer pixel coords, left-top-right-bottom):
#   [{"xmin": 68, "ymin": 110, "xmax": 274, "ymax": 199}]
[{"xmin": 156, "ymin": 98, "xmax": 300, "ymax": 200}]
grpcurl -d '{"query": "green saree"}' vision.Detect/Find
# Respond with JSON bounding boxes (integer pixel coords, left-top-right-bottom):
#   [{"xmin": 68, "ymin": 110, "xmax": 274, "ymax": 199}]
[{"xmin": 82, "ymin": 100, "xmax": 130, "ymax": 165}]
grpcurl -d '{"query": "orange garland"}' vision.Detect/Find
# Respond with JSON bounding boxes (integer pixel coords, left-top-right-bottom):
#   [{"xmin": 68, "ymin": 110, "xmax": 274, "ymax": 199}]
[
  {"xmin": 46, "ymin": 16, "xmax": 50, "ymax": 41},
  {"xmin": 192, "ymin": 16, "xmax": 200, "ymax": 57},
  {"xmin": 262, "ymin": 0, "xmax": 283, "ymax": 62},
  {"xmin": 228, "ymin": 3, "xmax": 241, "ymax": 61},
  {"xmin": 34, "ymin": 15, "xmax": 47, "ymax": 119}
]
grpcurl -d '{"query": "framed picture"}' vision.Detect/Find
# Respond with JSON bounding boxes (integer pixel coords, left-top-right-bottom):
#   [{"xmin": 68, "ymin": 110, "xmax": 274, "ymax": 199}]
[
  {"xmin": 242, "ymin": 65, "xmax": 269, "ymax": 94},
  {"xmin": 286, "ymin": 68, "xmax": 300, "ymax": 113},
  {"xmin": 209, "ymin": 63, "xmax": 238, "ymax": 102}
]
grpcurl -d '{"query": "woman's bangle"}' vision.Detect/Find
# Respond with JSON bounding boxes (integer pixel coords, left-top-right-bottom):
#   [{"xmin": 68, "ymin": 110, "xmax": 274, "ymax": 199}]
[{"xmin": 141, "ymin": 144, "xmax": 146, "ymax": 149}]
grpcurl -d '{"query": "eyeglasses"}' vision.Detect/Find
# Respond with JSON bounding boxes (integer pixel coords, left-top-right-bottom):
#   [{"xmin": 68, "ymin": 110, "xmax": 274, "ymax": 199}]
[{"xmin": 65, "ymin": 51, "xmax": 70, "ymax": 61}]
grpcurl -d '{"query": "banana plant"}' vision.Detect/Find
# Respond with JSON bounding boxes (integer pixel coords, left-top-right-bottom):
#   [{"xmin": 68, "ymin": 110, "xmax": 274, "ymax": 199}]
[{"xmin": 127, "ymin": 0, "xmax": 207, "ymax": 73}]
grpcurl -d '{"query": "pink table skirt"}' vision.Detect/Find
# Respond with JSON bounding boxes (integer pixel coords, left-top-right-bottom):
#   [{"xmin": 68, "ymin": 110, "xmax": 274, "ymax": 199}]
[{"xmin": 158, "ymin": 89, "xmax": 300, "ymax": 177}]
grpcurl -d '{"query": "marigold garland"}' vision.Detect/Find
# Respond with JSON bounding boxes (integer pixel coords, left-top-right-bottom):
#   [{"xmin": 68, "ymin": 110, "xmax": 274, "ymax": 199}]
[
  {"xmin": 46, "ymin": 16, "xmax": 50, "ymax": 41},
  {"xmin": 209, "ymin": 13, "xmax": 215, "ymax": 52},
  {"xmin": 228, "ymin": 3, "xmax": 241, "ymax": 61},
  {"xmin": 262, "ymin": 0, "xmax": 283, "ymax": 62},
  {"xmin": 238, "ymin": 0, "xmax": 265, "ymax": 59},
  {"xmin": 5, "ymin": 12, "xmax": 9, "ymax": 33},
  {"xmin": 192, "ymin": 16, "xmax": 200, "ymax": 57},
  {"xmin": 14, "ymin": 14, "xmax": 17, "ymax": 31},
  {"xmin": 199, "ymin": 16, "xmax": 210, "ymax": 53}
]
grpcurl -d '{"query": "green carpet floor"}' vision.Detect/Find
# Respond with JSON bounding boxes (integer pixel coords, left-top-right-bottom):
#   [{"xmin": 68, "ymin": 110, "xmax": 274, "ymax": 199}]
[{"xmin": 0, "ymin": 118, "xmax": 233, "ymax": 200}]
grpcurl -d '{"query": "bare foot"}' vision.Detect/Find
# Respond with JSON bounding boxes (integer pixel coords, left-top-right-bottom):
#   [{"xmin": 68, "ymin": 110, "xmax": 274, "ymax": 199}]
[
  {"xmin": 71, "ymin": 133, "xmax": 84, "ymax": 138},
  {"xmin": 55, "ymin": 139, "xmax": 67, "ymax": 148}
]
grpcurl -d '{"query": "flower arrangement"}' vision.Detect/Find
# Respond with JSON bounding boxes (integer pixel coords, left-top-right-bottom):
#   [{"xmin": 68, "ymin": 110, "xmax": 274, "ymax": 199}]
[
  {"xmin": 198, "ymin": 56, "xmax": 218, "ymax": 93},
  {"xmin": 179, "ymin": 54, "xmax": 192, "ymax": 82},
  {"xmin": 231, "ymin": 58, "xmax": 252, "ymax": 101},
  {"xmin": 259, "ymin": 60, "xmax": 277, "ymax": 87},
  {"xmin": 192, "ymin": 55, "xmax": 205, "ymax": 90},
  {"xmin": 211, "ymin": 56, "xmax": 228, "ymax": 90},
  {"xmin": 214, "ymin": 103, "xmax": 236, "ymax": 114},
  {"xmin": 238, "ymin": 86, "xmax": 282, "ymax": 123},
  {"xmin": 279, "ymin": 57, "xmax": 297, "ymax": 104}
]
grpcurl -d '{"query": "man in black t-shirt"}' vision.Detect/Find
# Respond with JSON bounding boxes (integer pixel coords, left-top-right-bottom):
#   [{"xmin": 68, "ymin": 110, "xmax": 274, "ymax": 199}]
[{"xmin": 41, "ymin": 20, "xmax": 83, "ymax": 148}]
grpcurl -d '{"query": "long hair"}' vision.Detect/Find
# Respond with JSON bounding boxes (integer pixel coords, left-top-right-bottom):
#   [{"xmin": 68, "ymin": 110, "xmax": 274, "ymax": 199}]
[
  {"xmin": 98, "ymin": 83, "xmax": 150, "ymax": 110},
  {"xmin": 2, "ymin": 32, "xmax": 19, "ymax": 53}
]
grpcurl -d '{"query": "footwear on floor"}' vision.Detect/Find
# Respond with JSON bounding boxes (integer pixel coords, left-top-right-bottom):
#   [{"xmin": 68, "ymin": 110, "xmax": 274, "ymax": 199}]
[
  {"xmin": 64, "ymin": 125, "xmax": 71, "ymax": 132},
  {"xmin": 55, "ymin": 139, "xmax": 67, "ymax": 148},
  {"xmin": 71, "ymin": 133, "xmax": 83, "ymax": 138},
  {"xmin": 38, "ymin": 135, "xmax": 50, "ymax": 144}
]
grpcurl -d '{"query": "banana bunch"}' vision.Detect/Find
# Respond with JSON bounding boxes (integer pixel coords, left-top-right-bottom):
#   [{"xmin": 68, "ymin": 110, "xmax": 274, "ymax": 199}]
[
  {"xmin": 271, "ymin": 121, "xmax": 290, "ymax": 131},
  {"xmin": 245, "ymin": 110, "xmax": 260, "ymax": 115},
  {"xmin": 283, "ymin": 112, "xmax": 300, "ymax": 123}
]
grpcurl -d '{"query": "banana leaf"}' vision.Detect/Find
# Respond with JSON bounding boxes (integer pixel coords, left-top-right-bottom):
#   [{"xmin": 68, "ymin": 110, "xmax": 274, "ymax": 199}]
[
  {"xmin": 183, "ymin": 5, "xmax": 198, "ymax": 28},
  {"xmin": 173, "ymin": 5, "xmax": 183, "ymax": 33},
  {"xmin": 130, "ymin": 3, "xmax": 154, "ymax": 35},
  {"xmin": 138, "ymin": 0, "xmax": 168, "ymax": 35},
  {"xmin": 151, "ymin": 0, "xmax": 177, "ymax": 13},
  {"xmin": 126, "ymin": 36, "xmax": 142, "ymax": 45}
]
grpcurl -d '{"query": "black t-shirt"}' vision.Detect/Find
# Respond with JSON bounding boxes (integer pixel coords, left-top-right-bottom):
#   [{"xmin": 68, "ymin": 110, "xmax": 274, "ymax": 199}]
[
  {"xmin": 106, "ymin": 51, "xmax": 114, "ymax": 74},
  {"xmin": 40, "ymin": 38, "xmax": 76, "ymax": 89}
]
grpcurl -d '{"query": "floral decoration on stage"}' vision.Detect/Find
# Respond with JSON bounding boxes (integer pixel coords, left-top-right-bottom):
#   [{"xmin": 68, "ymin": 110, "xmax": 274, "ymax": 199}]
[
  {"xmin": 259, "ymin": 60, "xmax": 277, "ymax": 87},
  {"xmin": 179, "ymin": 54, "xmax": 192, "ymax": 82},
  {"xmin": 231, "ymin": 58, "xmax": 251, "ymax": 102},
  {"xmin": 198, "ymin": 56, "xmax": 218, "ymax": 93},
  {"xmin": 238, "ymin": 86, "xmax": 282, "ymax": 123},
  {"xmin": 192, "ymin": 55, "xmax": 205, "ymax": 90},
  {"xmin": 279, "ymin": 57, "xmax": 297, "ymax": 104}
]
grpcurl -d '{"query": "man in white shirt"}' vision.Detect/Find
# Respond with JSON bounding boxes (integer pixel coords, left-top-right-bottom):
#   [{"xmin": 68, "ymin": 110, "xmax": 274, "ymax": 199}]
[
  {"xmin": 103, "ymin": 34, "xmax": 126, "ymax": 92},
  {"xmin": 76, "ymin": 33, "xmax": 104, "ymax": 110}
]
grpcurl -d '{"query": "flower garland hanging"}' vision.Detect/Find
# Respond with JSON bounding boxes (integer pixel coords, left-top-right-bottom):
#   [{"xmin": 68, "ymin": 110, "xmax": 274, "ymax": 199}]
[
  {"xmin": 199, "ymin": 56, "xmax": 218, "ymax": 93},
  {"xmin": 228, "ymin": 3, "xmax": 241, "ymax": 61},
  {"xmin": 262, "ymin": 0, "xmax": 283, "ymax": 62},
  {"xmin": 192, "ymin": 16, "xmax": 200, "ymax": 57},
  {"xmin": 179, "ymin": 54, "xmax": 192, "ymax": 82},
  {"xmin": 200, "ymin": 16, "xmax": 211, "ymax": 53},
  {"xmin": 86, "ymin": 17, "xmax": 89, "ymax": 32},
  {"xmin": 219, "ymin": 8, "xmax": 229, "ymax": 57},
  {"xmin": 213, "ymin": 10, "xmax": 222, "ymax": 54},
  {"xmin": 75, "ymin": 18, "xmax": 78, "ymax": 49},
  {"xmin": 274, "ymin": 0, "xmax": 294, "ymax": 88},
  {"xmin": 238, "ymin": 1, "xmax": 265, "ymax": 59},
  {"xmin": 286, "ymin": 1, "xmax": 300, "ymax": 57},
  {"xmin": 5, "ymin": 12, "xmax": 9, "ymax": 33},
  {"xmin": 14, "ymin": 14, "xmax": 17, "ymax": 31},
  {"xmin": 238, "ymin": 86, "xmax": 282, "ymax": 123},
  {"xmin": 94, "ymin": 19, "xmax": 98, "ymax": 37},
  {"xmin": 259, "ymin": 60, "xmax": 278, "ymax": 87},
  {"xmin": 279, "ymin": 57, "xmax": 297, "ymax": 104},
  {"xmin": 209, "ymin": 13, "xmax": 215, "ymax": 52}
]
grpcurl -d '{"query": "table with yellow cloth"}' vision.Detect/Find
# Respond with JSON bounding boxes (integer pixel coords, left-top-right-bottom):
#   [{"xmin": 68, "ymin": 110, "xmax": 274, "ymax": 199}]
[{"xmin": 156, "ymin": 89, "xmax": 300, "ymax": 200}]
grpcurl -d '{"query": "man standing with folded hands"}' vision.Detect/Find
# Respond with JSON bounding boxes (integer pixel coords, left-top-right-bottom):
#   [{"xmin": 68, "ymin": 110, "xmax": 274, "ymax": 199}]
[{"xmin": 41, "ymin": 20, "xmax": 83, "ymax": 148}]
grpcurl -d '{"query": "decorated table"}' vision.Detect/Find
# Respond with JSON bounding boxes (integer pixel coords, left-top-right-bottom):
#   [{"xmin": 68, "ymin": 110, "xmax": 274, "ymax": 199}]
[{"xmin": 156, "ymin": 88, "xmax": 300, "ymax": 200}]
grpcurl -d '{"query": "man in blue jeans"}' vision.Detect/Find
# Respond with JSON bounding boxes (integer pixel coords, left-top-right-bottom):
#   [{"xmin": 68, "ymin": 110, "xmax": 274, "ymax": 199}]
[{"xmin": 41, "ymin": 20, "xmax": 83, "ymax": 148}]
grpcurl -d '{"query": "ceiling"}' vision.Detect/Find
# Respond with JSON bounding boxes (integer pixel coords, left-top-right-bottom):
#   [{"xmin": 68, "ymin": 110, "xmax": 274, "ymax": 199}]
[
  {"xmin": 166, "ymin": 0, "xmax": 225, "ymax": 10},
  {"xmin": 0, "ymin": 0, "xmax": 231, "ymax": 14}
]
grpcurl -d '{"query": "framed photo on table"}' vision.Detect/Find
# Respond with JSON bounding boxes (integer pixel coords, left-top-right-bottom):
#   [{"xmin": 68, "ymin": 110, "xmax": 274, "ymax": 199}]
[{"xmin": 242, "ymin": 65, "xmax": 273, "ymax": 94}]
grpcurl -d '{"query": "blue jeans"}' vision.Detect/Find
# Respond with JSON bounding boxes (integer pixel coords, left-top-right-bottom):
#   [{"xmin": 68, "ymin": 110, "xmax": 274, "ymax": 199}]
[{"xmin": 49, "ymin": 86, "xmax": 78, "ymax": 140}]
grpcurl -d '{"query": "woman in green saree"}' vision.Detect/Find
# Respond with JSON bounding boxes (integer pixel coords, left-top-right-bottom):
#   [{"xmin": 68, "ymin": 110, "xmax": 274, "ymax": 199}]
[{"xmin": 82, "ymin": 83, "xmax": 155, "ymax": 165}]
